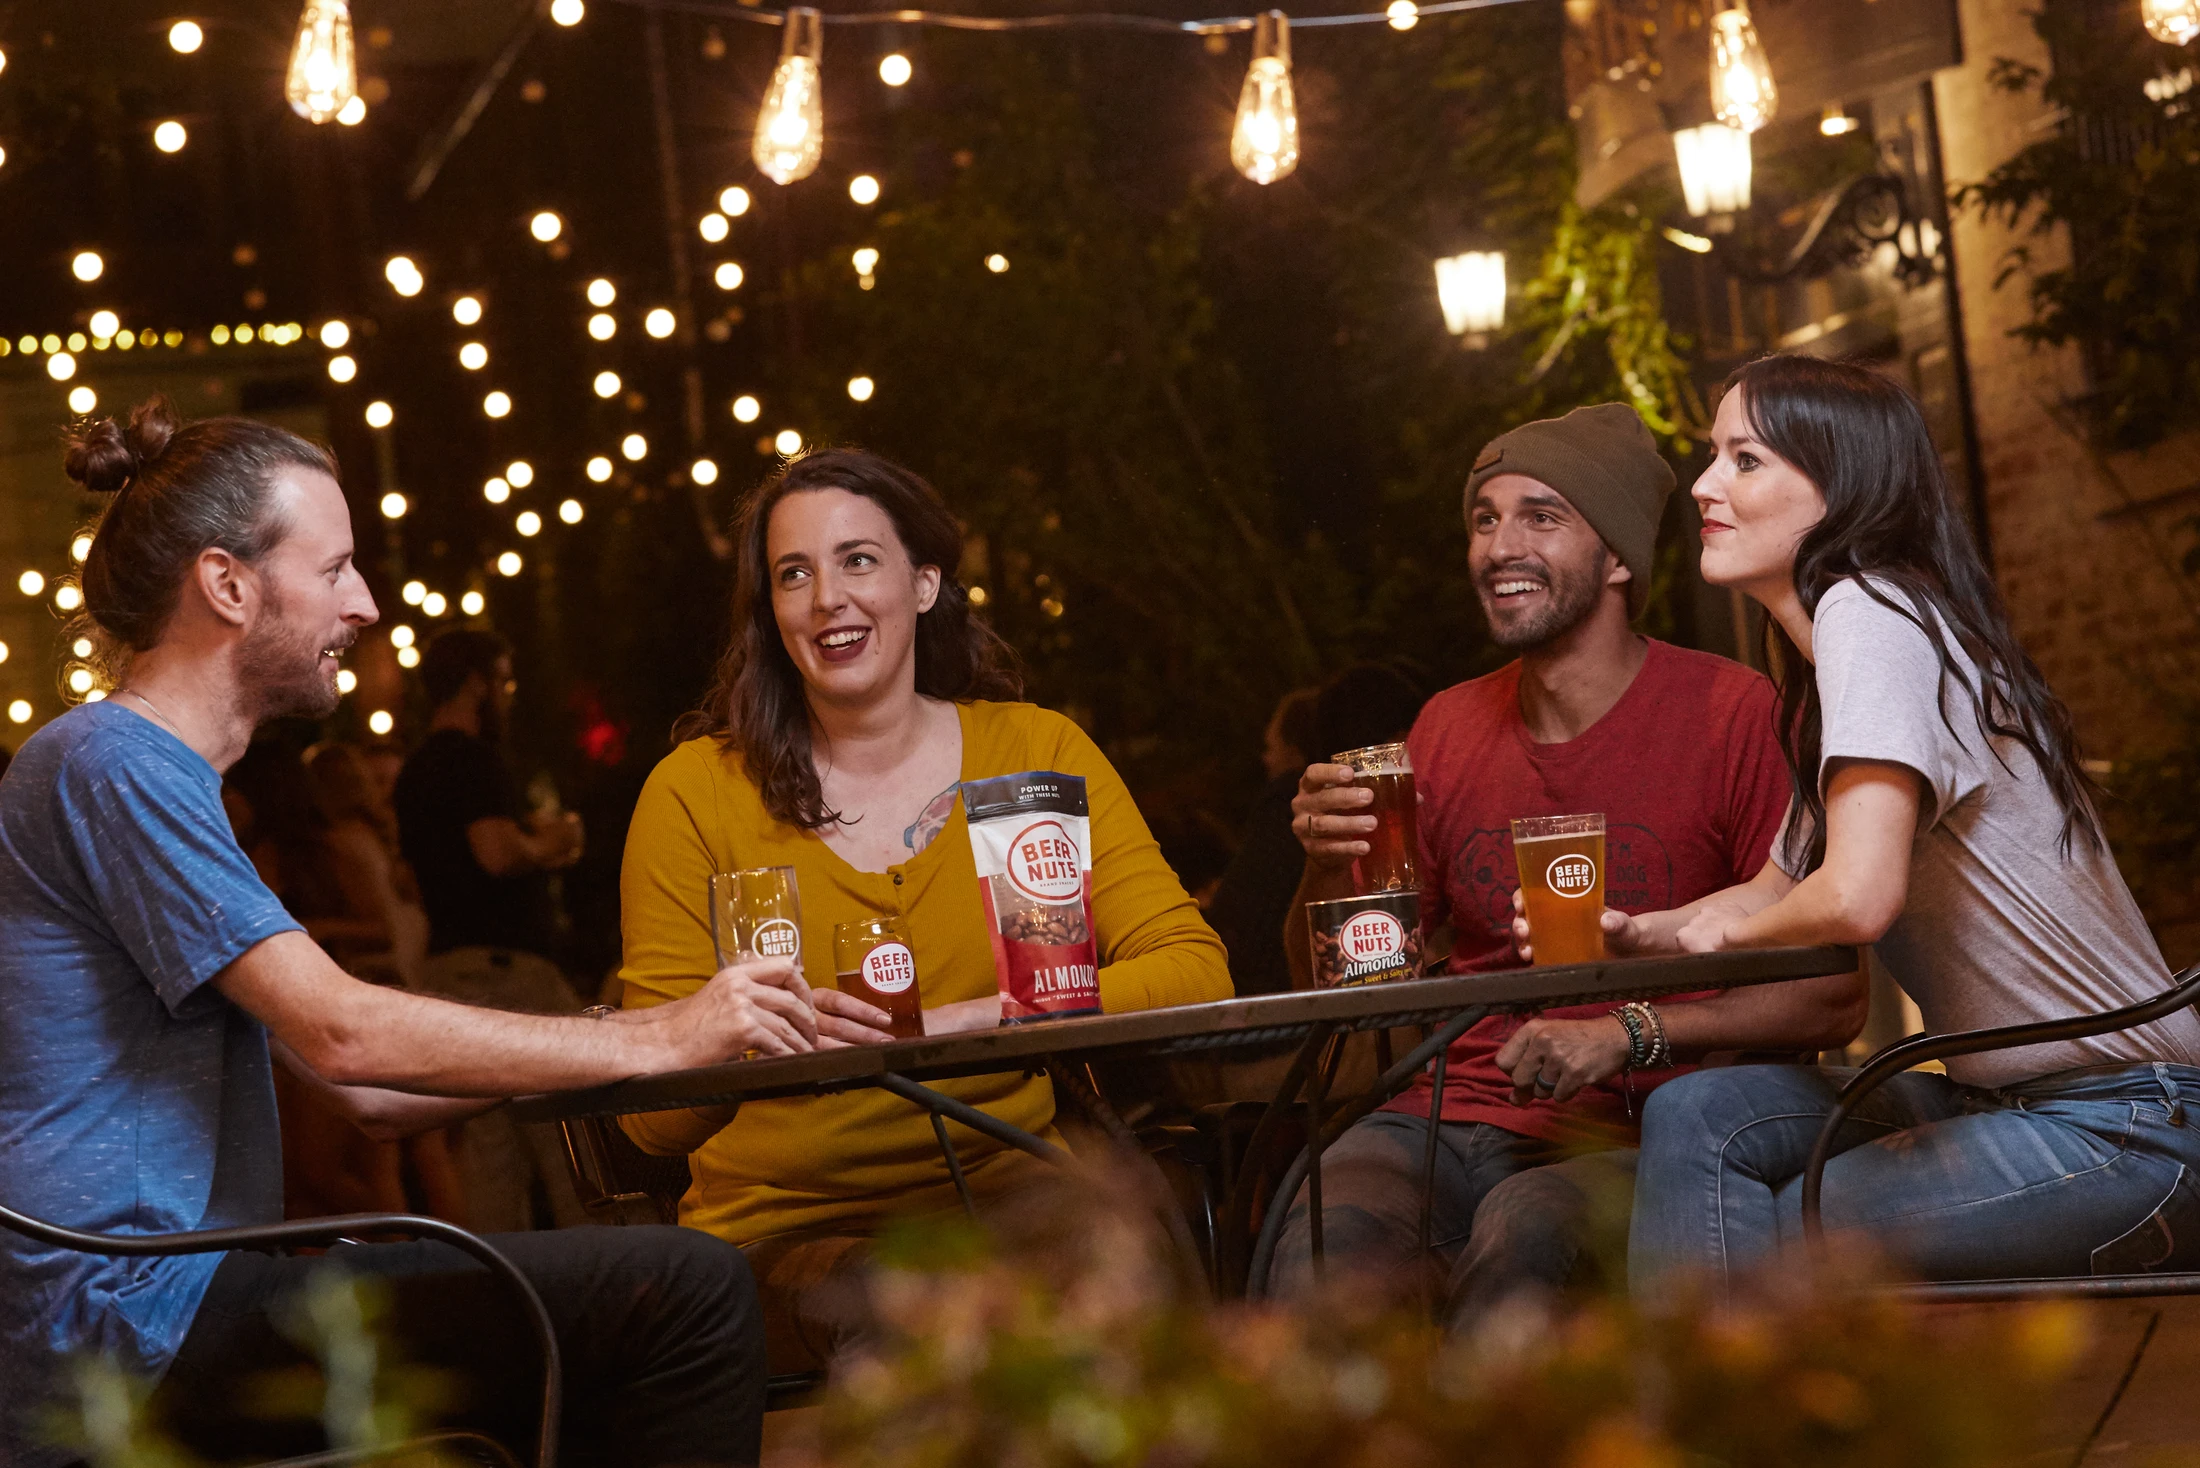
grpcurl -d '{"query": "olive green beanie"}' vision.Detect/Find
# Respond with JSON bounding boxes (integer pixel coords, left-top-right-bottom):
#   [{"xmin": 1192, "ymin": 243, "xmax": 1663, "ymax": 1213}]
[{"xmin": 1464, "ymin": 403, "xmax": 1675, "ymax": 617}]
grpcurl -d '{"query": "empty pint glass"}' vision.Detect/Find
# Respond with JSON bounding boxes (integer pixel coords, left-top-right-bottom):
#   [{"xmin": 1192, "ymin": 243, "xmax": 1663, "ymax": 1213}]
[
  {"xmin": 1334, "ymin": 742, "xmax": 1418, "ymax": 895},
  {"xmin": 1511, "ymin": 814, "xmax": 1606, "ymax": 966},
  {"xmin": 709, "ymin": 866, "xmax": 803, "ymax": 971},
  {"xmin": 834, "ymin": 918, "xmax": 924, "ymax": 1039}
]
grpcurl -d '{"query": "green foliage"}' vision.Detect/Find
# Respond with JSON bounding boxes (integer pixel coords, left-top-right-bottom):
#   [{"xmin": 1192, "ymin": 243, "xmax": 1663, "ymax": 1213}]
[
  {"xmin": 46, "ymin": 1271, "xmax": 467, "ymax": 1468},
  {"xmin": 814, "ymin": 1206, "xmax": 2088, "ymax": 1468},
  {"xmin": 774, "ymin": 6, "xmax": 1704, "ymax": 796},
  {"xmin": 1955, "ymin": 9, "xmax": 2200, "ymax": 450},
  {"xmin": 1521, "ymin": 203, "xmax": 1707, "ymax": 452}
]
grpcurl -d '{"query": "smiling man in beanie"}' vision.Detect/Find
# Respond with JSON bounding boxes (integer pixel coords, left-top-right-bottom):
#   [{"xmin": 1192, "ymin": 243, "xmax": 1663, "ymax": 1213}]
[{"xmin": 1269, "ymin": 403, "xmax": 1866, "ymax": 1326}]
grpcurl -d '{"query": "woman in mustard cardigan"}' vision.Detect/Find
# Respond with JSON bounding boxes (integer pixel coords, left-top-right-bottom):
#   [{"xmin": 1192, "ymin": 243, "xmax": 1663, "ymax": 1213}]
[{"xmin": 618, "ymin": 448, "xmax": 1230, "ymax": 1356}]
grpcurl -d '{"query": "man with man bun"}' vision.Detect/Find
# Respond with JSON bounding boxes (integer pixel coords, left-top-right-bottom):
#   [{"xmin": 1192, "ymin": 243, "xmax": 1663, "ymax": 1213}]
[
  {"xmin": 0, "ymin": 399, "xmax": 886, "ymax": 1466},
  {"xmin": 1271, "ymin": 403, "xmax": 1868, "ymax": 1323}
]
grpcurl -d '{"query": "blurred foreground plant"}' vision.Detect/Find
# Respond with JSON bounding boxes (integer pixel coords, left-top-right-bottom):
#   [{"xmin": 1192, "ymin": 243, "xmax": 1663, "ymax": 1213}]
[
  {"xmin": 812, "ymin": 1203, "xmax": 2090, "ymax": 1468},
  {"xmin": 47, "ymin": 1268, "xmax": 468, "ymax": 1468}
]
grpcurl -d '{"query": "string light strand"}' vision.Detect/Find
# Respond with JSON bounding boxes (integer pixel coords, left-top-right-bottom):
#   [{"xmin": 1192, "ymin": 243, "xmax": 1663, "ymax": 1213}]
[{"xmin": 605, "ymin": 0, "xmax": 1534, "ymax": 37}]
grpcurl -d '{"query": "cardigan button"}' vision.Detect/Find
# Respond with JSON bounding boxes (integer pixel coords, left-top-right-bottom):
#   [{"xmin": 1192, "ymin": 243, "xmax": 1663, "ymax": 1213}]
[{"xmin": 892, "ymin": 872, "xmax": 903, "ymax": 886}]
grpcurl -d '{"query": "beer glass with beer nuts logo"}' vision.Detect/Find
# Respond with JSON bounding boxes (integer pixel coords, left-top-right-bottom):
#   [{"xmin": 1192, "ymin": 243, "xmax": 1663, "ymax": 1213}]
[
  {"xmin": 834, "ymin": 917, "xmax": 924, "ymax": 1039},
  {"xmin": 709, "ymin": 866, "xmax": 804, "ymax": 971},
  {"xmin": 1510, "ymin": 814, "xmax": 1606, "ymax": 966},
  {"xmin": 1333, "ymin": 742, "xmax": 1419, "ymax": 894}
]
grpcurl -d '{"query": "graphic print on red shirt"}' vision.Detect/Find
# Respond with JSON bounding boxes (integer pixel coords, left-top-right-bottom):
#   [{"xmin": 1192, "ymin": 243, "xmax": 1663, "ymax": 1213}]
[{"xmin": 1381, "ymin": 639, "xmax": 1792, "ymax": 1146}]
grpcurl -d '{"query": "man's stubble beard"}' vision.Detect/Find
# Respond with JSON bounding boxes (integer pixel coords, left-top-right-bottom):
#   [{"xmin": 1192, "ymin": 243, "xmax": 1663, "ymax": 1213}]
[
  {"xmin": 237, "ymin": 586, "xmax": 342, "ymax": 726},
  {"xmin": 1477, "ymin": 551, "xmax": 1610, "ymax": 653}
]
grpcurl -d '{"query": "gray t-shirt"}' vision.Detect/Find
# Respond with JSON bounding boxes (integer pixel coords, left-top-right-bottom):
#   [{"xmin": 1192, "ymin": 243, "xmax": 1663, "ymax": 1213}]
[{"xmin": 1774, "ymin": 577, "xmax": 2200, "ymax": 1087}]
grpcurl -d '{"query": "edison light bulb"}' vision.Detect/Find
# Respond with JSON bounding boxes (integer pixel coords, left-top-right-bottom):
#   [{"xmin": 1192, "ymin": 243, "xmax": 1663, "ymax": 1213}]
[
  {"xmin": 754, "ymin": 8, "xmax": 825, "ymax": 186},
  {"xmin": 285, "ymin": 0, "xmax": 358, "ymax": 125},
  {"xmin": 1231, "ymin": 12, "xmax": 1300, "ymax": 186},
  {"xmin": 2144, "ymin": 0, "xmax": 2200, "ymax": 44},
  {"xmin": 1709, "ymin": 2, "xmax": 1777, "ymax": 133}
]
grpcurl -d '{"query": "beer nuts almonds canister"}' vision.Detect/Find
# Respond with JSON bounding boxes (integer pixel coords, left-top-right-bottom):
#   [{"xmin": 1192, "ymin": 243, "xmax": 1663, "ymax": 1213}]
[{"xmin": 1306, "ymin": 891, "xmax": 1421, "ymax": 988}]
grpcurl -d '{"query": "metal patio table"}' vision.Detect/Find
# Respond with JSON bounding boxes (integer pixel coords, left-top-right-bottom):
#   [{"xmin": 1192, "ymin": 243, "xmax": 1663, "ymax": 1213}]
[{"xmin": 513, "ymin": 945, "xmax": 1859, "ymax": 1291}]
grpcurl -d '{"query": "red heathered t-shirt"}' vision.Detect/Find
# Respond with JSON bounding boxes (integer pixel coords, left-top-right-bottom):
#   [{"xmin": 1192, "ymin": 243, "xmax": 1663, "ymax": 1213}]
[{"xmin": 1379, "ymin": 639, "xmax": 1790, "ymax": 1146}]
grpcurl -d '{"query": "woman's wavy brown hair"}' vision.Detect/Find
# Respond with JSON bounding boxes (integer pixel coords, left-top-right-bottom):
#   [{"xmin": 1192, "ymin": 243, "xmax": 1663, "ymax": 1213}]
[{"xmin": 673, "ymin": 449, "xmax": 1022, "ymax": 829}]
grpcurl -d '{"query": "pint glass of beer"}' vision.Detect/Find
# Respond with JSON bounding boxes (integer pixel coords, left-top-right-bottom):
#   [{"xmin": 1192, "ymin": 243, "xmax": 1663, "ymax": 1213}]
[
  {"xmin": 709, "ymin": 866, "xmax": 804, "ymax": 971},
  {"xmin": 1333, "ymin": 741, "xmax": 1418, "ymax": 894},
  {"xmin": 1511, "ymin": 814, "xmax": 1606, "ymax": 966},
  {"xmin": 834, "ymin": 918, "xmax": 925, "ymax": 1039}
]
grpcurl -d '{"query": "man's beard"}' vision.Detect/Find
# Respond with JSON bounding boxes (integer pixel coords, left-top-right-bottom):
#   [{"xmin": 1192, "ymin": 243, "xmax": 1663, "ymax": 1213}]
[
  {"xmin": 238, "ymin": 589, "xmax": 344, "ymax": 725},
  {"xmin": 1476, "ymin": 552, "xmax": 1609, "ymax": 652}
]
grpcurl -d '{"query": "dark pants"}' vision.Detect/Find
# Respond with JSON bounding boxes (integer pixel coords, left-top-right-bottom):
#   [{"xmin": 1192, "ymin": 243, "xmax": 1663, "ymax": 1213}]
[
  {"xmin": 1266, "ymin": 1110, "xmax": 1636, "ymax": 1330},
  {"xmin": 157, "ymin": 1225, "xmax": 765, "ymax": 1467}
]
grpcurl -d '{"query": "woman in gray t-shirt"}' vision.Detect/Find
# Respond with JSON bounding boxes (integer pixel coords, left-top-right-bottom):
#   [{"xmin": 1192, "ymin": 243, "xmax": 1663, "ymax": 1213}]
[{"xmin": 1602, "ymin": 354, "xmax": 2200, "ymax": 1292}]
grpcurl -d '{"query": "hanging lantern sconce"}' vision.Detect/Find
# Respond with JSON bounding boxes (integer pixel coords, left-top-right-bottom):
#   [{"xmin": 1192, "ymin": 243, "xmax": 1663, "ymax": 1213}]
[
  {"xmin": 1434, "ymin": 251, "xmax": 1507, "ymax": 345},
  {"xmin": 1672, "ymin": 121, "xmax": 1753, "ymax": 220}
]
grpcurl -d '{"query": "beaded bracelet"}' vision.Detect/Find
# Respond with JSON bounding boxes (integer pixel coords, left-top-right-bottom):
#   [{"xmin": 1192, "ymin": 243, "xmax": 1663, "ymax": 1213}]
[
  {"xmin": 1614, "ymin": 1001, "xmax": 1671, "ymax": 1071},
  {"xmin": 1640, "ymin": 1002, "xmax": 1671, "ymax": 1069},
  {"xmin": 1614, "ymin": 1003, "xmax": 1651, "ymax": 1070}
]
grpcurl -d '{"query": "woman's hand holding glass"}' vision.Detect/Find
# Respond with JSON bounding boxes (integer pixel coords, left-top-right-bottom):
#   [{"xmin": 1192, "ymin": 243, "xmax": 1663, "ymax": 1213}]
[
  {"xmin": 1508, "ymin": 888, "xmax": 1653, "ymax": 963},
  {"xmin": 808, "ymin": 992, "xmax": 1004, "ymax": 1045}
]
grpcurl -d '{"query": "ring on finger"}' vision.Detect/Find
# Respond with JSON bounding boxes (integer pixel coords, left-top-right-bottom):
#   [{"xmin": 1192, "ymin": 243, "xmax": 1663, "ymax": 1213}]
[{"xmin": 1532, "ymin": 1072, "xmax": 1558, "ymax": 1095}]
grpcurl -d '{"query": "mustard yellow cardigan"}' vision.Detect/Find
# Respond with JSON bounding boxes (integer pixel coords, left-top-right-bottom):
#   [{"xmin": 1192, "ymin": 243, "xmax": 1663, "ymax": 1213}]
[{"xmin": 617, "ymin": 699, "xmax": 1231, "ymax": 1246}]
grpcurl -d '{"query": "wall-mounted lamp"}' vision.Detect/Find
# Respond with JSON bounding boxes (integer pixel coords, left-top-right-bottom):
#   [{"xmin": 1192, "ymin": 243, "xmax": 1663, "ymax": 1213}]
[{"xmin": 1434, "ymin": 251, "xmax": 1507, "ymax": 346}]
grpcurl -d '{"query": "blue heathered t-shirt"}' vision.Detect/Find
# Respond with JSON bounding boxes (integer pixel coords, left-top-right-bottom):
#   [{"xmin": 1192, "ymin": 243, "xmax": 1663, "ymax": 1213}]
[{"xmin": 0, "ymin": 703, "xmax": 301, "ymax": 1465}]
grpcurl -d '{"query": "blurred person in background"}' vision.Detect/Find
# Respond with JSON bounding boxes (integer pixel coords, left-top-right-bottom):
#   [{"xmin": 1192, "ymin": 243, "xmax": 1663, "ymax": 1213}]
[
  {"xmin": 395, "ymin": 628, "xmax": 592, "ymax": 1230},
  {"xmin": 358, "ymin": 737, "xmax": 405, "ymax": 806},
  {"xmin": 395, "ymin": 629, "xmax": 581, "ymax": 969},
  {"xmin": 226, "ymin": 737, "xmax": 382, "ymax": 971},
  {"xmin": 1310, "ymin": 661, "xmax": 1431, "ymax": 771},
  {"xmin": 221, "ymin": 742, "xmax": 468, "ymax": 1228},
  {"xmin": 306, "ymin": 740, "xmax": 428, "ymax": 988},
  {"xmin": 1207, "ymin": 687, "xmax": 1319, "ymax": 996}
]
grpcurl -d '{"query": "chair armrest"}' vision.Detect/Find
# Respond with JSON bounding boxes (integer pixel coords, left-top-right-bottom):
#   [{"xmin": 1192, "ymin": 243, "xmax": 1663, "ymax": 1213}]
[
  {"xmin": 0, "ymin": 1207, "xmax": 561, "ymax": 1468},
  {"xmin": 1801, "ymin": 963, "xmax": 2200, "ymax": 1242}
]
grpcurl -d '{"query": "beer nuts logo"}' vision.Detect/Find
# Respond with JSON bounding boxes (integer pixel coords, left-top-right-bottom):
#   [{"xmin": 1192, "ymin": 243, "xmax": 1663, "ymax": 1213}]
[
  {"xmin": 861, "ymin": 942, "xmax": 916, "ymax": 994},
  {"xmin": 1006, "ymin": 819, "xmax": 1083, "ymax": 902},
  {"xmin": 750, "ymin": 917, "xmax": 801, "ymax": 958},
  {"xmin": 1545, "ymin": 853, "xmax": 1598, "ymax": 899},
  {"xmin": 1340, "ymin": 910, "xmax": 1407, "ymax": 964}
]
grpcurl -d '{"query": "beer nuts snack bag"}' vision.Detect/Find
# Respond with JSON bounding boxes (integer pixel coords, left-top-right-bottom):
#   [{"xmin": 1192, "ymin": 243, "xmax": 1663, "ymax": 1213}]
[{"xmin": 962, "ymin": 771, "xmax": 1102, "ymax": 1021}]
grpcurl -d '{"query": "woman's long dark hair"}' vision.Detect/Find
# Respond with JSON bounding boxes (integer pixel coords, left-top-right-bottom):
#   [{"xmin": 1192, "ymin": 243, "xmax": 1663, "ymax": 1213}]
[
  {"xmin": 1728, "ymin": 355, "xmax": 2103, "ymax": 870},
  {"xmin": 674, "ymin": 449, "xmax": 1022, "ymax": 830}
]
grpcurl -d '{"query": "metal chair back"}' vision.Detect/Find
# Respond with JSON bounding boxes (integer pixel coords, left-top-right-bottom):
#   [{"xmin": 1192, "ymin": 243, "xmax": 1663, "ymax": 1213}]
[
  {"xmin": 1802, "ymin": 963, "xmax": 2200, "ymax": 1299},
  {"xmin": 0, "ymin": 1204, "xmax": 560, "ymax": 1468}
]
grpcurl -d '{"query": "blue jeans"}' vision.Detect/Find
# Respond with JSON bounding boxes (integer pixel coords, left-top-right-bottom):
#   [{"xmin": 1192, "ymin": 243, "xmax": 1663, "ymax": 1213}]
[
  {"xmin": 1629, "ymin": 1061, "xmax": 2200, "ymax": 1297},
  {"xmin": 1266, "ymin": 1110, "xmax": 1636, "ymax": 1329}
]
